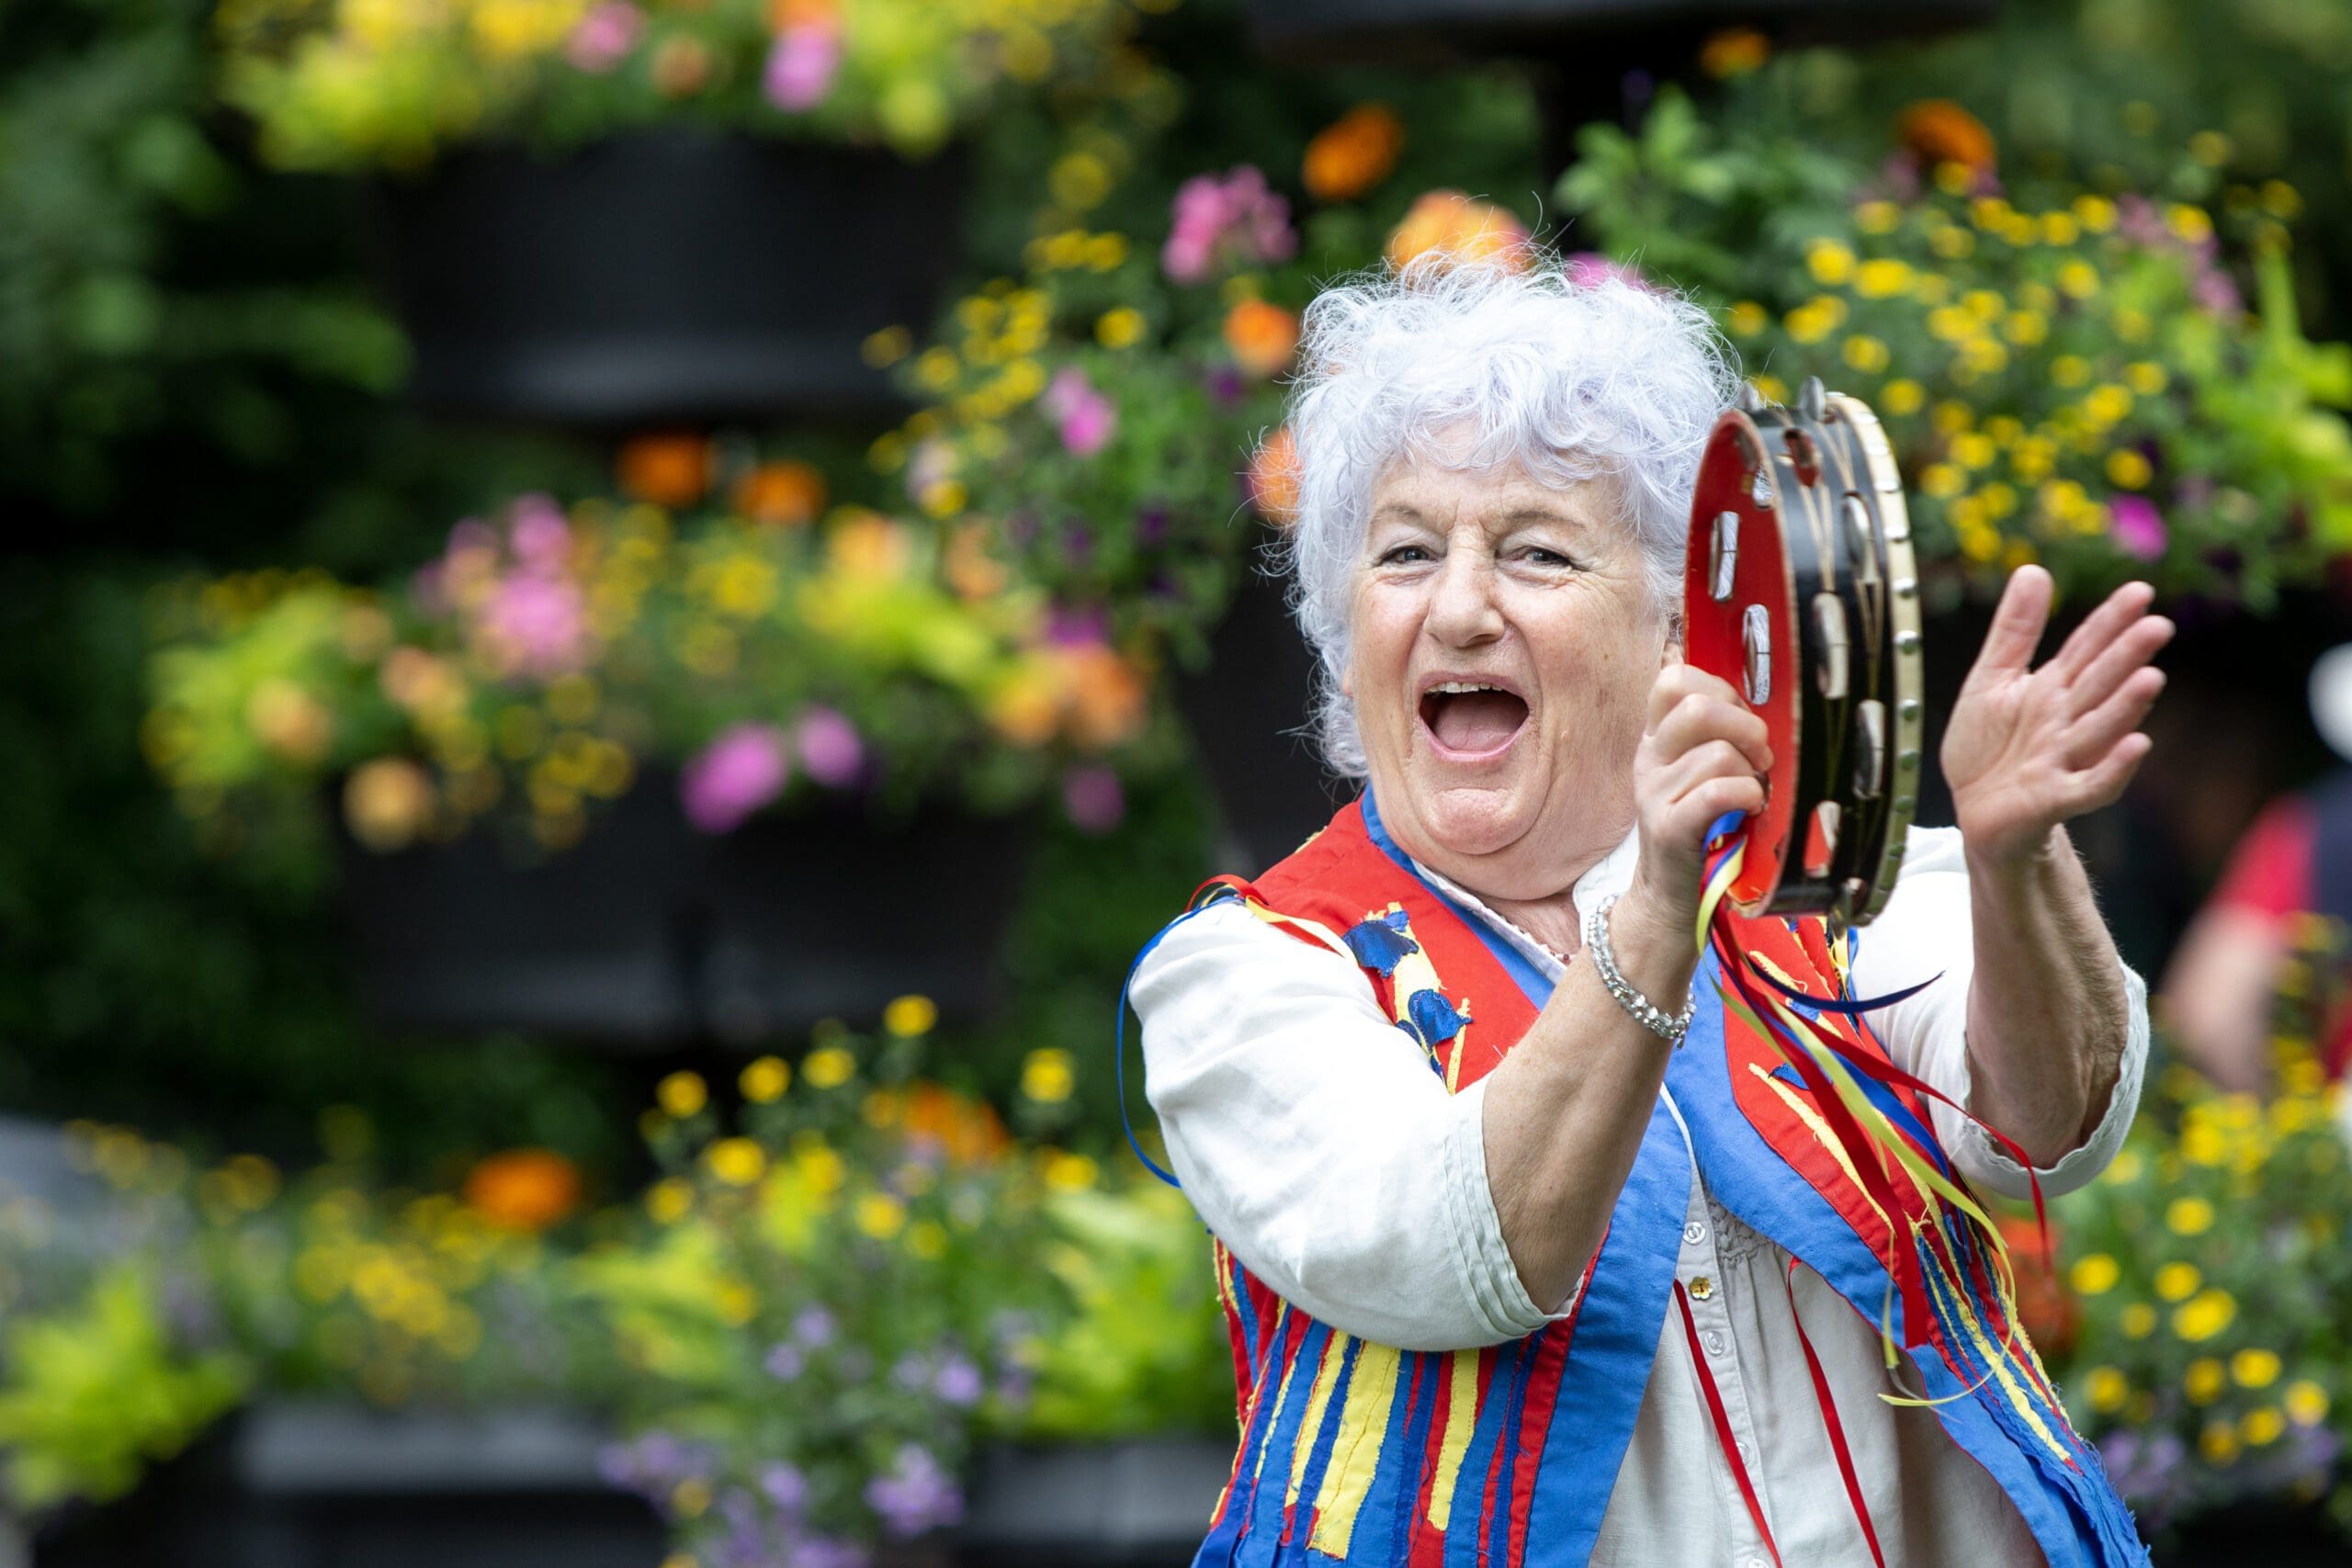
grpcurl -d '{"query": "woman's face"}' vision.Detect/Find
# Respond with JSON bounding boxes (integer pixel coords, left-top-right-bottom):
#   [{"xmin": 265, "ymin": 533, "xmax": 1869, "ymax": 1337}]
[{"xmin": 1345, "ymin": 445, "xmax": 1671, "ymax": 903}]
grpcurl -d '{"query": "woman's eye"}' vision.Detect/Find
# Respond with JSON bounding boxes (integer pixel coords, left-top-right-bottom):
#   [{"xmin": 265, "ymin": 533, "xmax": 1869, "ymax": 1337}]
[
  {"xmin": 1378, "ymin": 544, "xmax": 1432, "ymax": 565},
  {"xmin": 1521, "ymin": 547, "xmax": 1575, "ymax": 568}
]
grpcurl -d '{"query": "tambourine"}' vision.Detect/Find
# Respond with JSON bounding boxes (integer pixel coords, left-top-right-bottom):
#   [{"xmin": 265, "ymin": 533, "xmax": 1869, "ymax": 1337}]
[{"xmin": 1682, "ymin": 377, "xmax": 1924, "ymax": 928}]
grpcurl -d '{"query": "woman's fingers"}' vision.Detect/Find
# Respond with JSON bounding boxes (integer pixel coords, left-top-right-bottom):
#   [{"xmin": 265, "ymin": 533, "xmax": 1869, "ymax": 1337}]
[
  {"xmin": 2067, "ymin": 729, "xmax": 2155, "ymax": 812},
  {"xmin": 2065, "ymin": 666, "xmax": 2165, "ymax": 768},
  {"xmin": 2048, "ymin": 580, "xmax": 2158, "ymax": 681},
  {"xmin": 1968, "ymin": 564, "xmax": 2055, "ymax": 680},
  {"xmin": 1646, "ymin": 661, "xmax": 1747, "ymax": 729},
  {"xmin": 2065, "ymin": 612, "xmax": 2174, "ymax": 719},
  {"xmin": 1649, "ymin": 687, "xmax": 1771, "ymax": 774}
]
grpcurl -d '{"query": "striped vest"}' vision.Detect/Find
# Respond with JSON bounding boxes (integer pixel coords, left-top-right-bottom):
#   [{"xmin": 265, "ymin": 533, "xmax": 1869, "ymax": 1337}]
[{"xmin": 1167, "ymin": 794, "xmax": 2143, "ymax": 1568}]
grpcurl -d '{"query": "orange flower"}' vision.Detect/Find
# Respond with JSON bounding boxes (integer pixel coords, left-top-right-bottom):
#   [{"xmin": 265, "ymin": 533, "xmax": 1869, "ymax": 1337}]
[
  {"xmin": 1698, "ymin": 27, "xmax": 1770, "ymax": 79},
  {"xmin": 1057, "ymin": 643, "xmax": 1149, "ymax": 750},
  {"xmin": 732, "ymin": 460, "xmax": 827, "ymax": 527},
  {"xmin": 768, "ymin": 0, "xmax": 840, "ymax": 26},
  {"xmin": 1223, "ymin": 299, "xmax": 1301, "ymax": 379},
  {"xmin": 344, "ymin": 757, "xmax": 435, "ymax": 852},
  {"xmin": 1996, "ymin": 1213, "xmax": 2076, "ymax": 1355},
  {"xmin": 900, "ymin": 1082, "xmax": 1009, "ymax": 1165},
  {"xmin": 618, "ymin": 433, "xmax": 711, "ymax": 508},
  {"xmin": 1246, "ymin": 425, "xmax": 1302, "ymax": 525},
  {"xmin": 987, "ymin": 659, "xmax": 1062, "ymax": 746},
  {"xmin": 1897, "ymin": 99, "xmax": 1996, "ymax": 175},
  {"xmin": 651, "ymin": 35, "xmax": 712, "ymax": 96},
  {"xmin": 1303, "ymin": 103, "xmax": 1405, "ymax": 204},
  {"xmin": 462, "ymin": 1148, "xmax": 582, "ymax": 1232},
  {"xmin": 825, "ymin": 511, "xmax": 914, "ymax": 579},
  {"xmin": 944, "ymin": 522, "xmax": 1010, "ymax": 600},
  {"xmin": 1384, "ymin": 189, "xmax": 1531, "ymax": 274}
]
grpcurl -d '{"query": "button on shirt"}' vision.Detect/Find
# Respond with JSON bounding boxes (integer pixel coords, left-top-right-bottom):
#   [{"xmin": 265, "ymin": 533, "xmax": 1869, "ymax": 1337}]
[{"xmin": 1132, "ymin": 825, "xmax": 2149, "ymax": 1567}]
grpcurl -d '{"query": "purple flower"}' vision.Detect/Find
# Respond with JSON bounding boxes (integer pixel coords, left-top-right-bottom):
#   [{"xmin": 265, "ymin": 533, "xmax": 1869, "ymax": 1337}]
[
  {"xmin": 758, "ymin": 1461, "xmax": 808, "ymax": 1514},
  {"xmin": 565, "ymin": 3, "xmax": 644, "ymax": 71},
  {"xmin": 680, "ymin": 723, "xmax": 791, "ymax": 833},
  {"xmin": 1045, "ymin": 605, "xmax": 1111, "ymax": 647},
  {"xmin": 1136, "ymin": 504, "xmax": 1171, "ymax": 547},
  {"xmin": 2109, "ymin": 494, "xmax": 2168, "ymax": 561},
  {"xmin": 795, "ymin": 1540, "xmax": 870, "ymax": 1568},
  {"xmin": 794, "ymin": 705, "xmax": 865, "ymax": 789},
  {"xmin": 1063, "ymin": 766, "xmax": 1125, "ymax": 833},
  {"xmin": 763, "ymin": 21, "xmax": 842, "ymax": 111},
  {"xmin": 893, "ymin": 1352, "xmax": 932, "ymax": 1392},
  {"xmin": 1162, "ymin": 166, "xmax": 1297, "ymax": 284},
  {"xmin": 764, "ymin": 1341, "xmax": 806, "ymax": 1381},
  {"xmin": 864, "ymin": 1444, "xmax": 963, "ymax": 1539},
  {"xmin": 933, "ymin": 1354, "xmax": 984, "ymax": 1407},
  {"xmin": 794, "ymin": 1305, "xmax": 836, "ymax": 1347}
]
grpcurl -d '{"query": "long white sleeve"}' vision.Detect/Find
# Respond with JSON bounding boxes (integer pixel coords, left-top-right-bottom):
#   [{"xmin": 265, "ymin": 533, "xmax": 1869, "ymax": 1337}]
[
  {"xmin": 1849, "ymin": 825, "xmax": 2149, "ymax": 1200},
  {"xmin": 1131, "ymin": 899, "xmax": 1560, "ymax": 1351}
]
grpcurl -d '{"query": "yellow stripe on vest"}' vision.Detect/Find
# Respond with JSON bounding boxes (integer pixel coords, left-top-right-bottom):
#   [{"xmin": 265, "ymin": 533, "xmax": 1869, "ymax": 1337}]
[
  {"xmin": 1286, "ymin": 1331, "xmax": 1352, "ymax": 1506},
  {"xmin": 1308, "ymin": 1341, "xmax": 1403, "ymax": 1556},
  {"xmin": 1425, "ymin": 1348, "xmax": 1482, "ymax": 1531}
]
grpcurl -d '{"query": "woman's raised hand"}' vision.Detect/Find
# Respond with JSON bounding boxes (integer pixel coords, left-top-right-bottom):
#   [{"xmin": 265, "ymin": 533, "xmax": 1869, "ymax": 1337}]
[
  {"xmin": 1623, "ymin": 663, "xmax": 1772, "ymax": 940},
  {"xmin": 1944, "ymin": 566, "xmax": 2172, "ymax": 867}
]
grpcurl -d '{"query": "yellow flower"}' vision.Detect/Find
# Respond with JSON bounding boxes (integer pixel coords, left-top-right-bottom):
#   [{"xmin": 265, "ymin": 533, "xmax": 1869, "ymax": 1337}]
[
  {"xmin": 855, "ymin": 1191, "xmax": 906, "ymax": 1239},
  {"xmin": 1084, "ymin": 233, "xmax": 1129, "ymax": 271},
  {"xmin": 1749, "ymin": 374, "xmax": 1787, "ymax": 405},
  {"xmin": 2084, "ymin": 384, "xmax": 2135, "ymax": 425},
  {"xmin": 1805, "ymin": 240, "xmax": 1856, "ymax": 287},
  {"xmin": 803, "ymin": 1045, "xmax": 855, "ymax": 1089},
  {"xmin": 914, "ymin": 346, "xmax": 961, "ymax": 391},
  {"xmin": 1881, "ymin": 378, "xmax": 1925, "ymax": 416},
  {"xmin": 885, "ymin": 994, "xmax": 938, "ymax": 1038},
  {"xmin": 2154, "ymin": 1261, "xmax": 2202, "ymax": 1302},
  {"xmin": 2050, "ymin": 355, "xmax": 2092, "ymax": 389},
  {"xmin": 671, "ymin": 1477, "xmax": 711, "ymax": 1518},
  {"xmin": 1855, "ymin": 201, "xmax": 1901, "ymax": 235},
  {"xmin": 863, "ymin": 326, "xmax": 912, "ymax": 368},
  {"xmin": 2123, "ymin": 361, "xmax": 2168, "ymax": 397},
  {"xmin": 2085, "ymin": 1366, "xmax": 2129, "ymax": 1413},
  {"xmin": 2072, "ymin": 194, "xmax": 2117, "ymax": 231},
  {"xmin": 2233, "ymin": 1348, "xmax": 2283, "ymax": 1389},
  {"xmin": 2120, "ymin": 1303, "xmax": 2156, "ymax": 1338},
  {"xmin": 2174, "ymin": 1289, "xmax": 2237, "ymax": 1342},
  {"xmin": 1096, "ymin": 307, "xmax": 1148, "ymax": 349},
  {"xmin": 707, "ymin": 1138, "xmax": 766, "ymax": 1187},
  {"xmin": 1044, "ymin": 1150, "xmax": 1099, "ymax": 1191},
  {"xmin": 2166, "ymin": 203, "xmax": 2214, "ymax": 245},
  {"xmin": 2165, "ymin": 1195, "xmax": 2214, "ymax": 1235},
  {"xmin": 2286, "ymin": 1380, "xmax": 2330, "ymax": 1426},
  {"xmin": 656, "ymin": 1071, "xmax": 707, "ymax": 1119},
  {"xmin": 2068, "ymin": 1254, "xmax": 2120, "ymax": 1295},
  {"xmin": 741, "ymin": 1056, "xmax": 790, "ymax": 1103},
  {"xmin": 1725, "ymin": 300, "xmax": 1769, "ymax": 337},
  {"xmin": 1930, "ymin": 225, "xmax": 1975, "ymax": 260},
  {"xmin": 1023, "ymin": 1048, "xmax": 1076, "ymax": 1103},
  {"xmin": 2038, "ymin": 212, "xmax": 2080, "ymax": 246},
  {"xmin": 2199, "ymin": 1419, "xmax": 2239, "ymax": 1464},
  {"xmin": 2107, "ymin": 450, "xmax": 2153, "ymax": 490},
  {"xmin": 1951, "ymin": 432, "xmax": 1996, "ymax": 469},
  {"xmin": 2186, "ymin": 1357, "xmax": 2226, "ymax": 1404},
  {"xmin": 2056, "ymin": 260, "xmax": 2099, "ymax": 299},
  {"xmin": 1919, "ymin": 463, "xmax": 1965, "ymax": 500},
  {"xmin": 1842, "ymin": 334, "xmax": 1890, "ymax": 374},
  {"xmin": 646, "ymin": 1178, "xmax": 694, "ymax": 1225},
  {"xmin": 2002, "ymin": 310, "xmax": 2048, "ymax": 347},
  {"xmin": 907, "ymin": 1220, "xmax": 950, "ymax": 1260},
  {"xmin": 2242, "ymin": 1406, "xmax": 2285, "ymax": 1446}
]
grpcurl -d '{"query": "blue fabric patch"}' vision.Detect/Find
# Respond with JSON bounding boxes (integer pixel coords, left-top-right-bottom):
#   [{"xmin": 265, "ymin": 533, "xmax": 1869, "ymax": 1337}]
[
  {"xmin": 1343, "ymin": 910, "xmax": 1419, "ymax": 976},
  {"xmin": 1402, "ymin": 987, "xmax": 1467, "ymax": 1049}
]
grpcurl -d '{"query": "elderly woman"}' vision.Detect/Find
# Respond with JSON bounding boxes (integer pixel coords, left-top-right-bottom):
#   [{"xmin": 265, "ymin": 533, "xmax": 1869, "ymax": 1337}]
[{"xmin": 1132, "ymin": 249, "xmax": 2168, "ymax": 1567}]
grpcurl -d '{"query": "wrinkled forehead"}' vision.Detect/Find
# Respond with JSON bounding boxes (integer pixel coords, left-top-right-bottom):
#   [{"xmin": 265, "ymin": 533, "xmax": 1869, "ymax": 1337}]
[{"xmin": 1365, "ymin": 446, "xmax": 1620, "ymax": 537}]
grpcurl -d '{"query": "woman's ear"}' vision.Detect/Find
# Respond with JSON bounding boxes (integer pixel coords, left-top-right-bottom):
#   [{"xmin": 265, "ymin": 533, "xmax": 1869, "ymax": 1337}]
[{"xmin": 1661, "ymin": 610, "xmax": 1686, "ymax": 667}]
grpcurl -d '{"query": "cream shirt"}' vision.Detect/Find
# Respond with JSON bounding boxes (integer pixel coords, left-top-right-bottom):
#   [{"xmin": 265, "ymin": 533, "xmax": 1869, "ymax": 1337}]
[{"xmin": 1132, "ymin": 824, "xmax": 2148, "ymax": 1566}]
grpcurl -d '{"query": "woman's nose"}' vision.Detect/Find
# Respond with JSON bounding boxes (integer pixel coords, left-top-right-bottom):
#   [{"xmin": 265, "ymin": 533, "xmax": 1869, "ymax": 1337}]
[{"xmin": 1425, "ymin": 551, "xmax": 1505, "ymax": 646}]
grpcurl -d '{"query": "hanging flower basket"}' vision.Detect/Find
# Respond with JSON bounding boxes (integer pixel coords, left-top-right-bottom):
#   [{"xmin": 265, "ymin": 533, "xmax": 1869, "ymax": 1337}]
[
  {"xmin": 1240, "ymin": 0, "xmax": 1996, "ymax": 64},
  {"xmin": 366, "ymin": 128, "xmax": 968, "ymax": 427},
  {"xmin": 336, "ymin": 776, "xmax": 1035, "ymax": 1050}
]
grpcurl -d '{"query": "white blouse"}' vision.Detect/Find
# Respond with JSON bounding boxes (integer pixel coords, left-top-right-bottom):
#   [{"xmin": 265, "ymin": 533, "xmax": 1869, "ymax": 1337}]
[{"xmin": 1132, "ymin": 823, "xmax": 2149, "ymax": 1567}]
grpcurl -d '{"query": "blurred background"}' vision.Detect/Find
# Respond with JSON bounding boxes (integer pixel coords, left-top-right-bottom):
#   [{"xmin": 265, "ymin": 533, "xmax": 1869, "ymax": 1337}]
[{"xmin": 8, "ymin": 0, "xmax": 2352, "ymax": 1562}]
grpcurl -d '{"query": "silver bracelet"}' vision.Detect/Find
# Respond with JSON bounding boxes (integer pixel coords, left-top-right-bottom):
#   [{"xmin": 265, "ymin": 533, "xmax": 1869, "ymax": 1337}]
[{"xmin": 1582, "ymin": 894, "xmax": 1698, "ymax": 1048}]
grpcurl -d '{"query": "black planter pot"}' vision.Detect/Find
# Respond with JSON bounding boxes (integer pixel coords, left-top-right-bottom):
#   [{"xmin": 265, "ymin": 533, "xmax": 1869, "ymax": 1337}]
[
  {"xmin": 1242, "ymin": 0, "xmax": 1997, "ymax": 63},
  {"xmin": 367, "ymin": 128, "xmax": 968, "ymax": 429},
  {"xmin": 338, "ymin": 782, "xmax": 1035, "ymax": 1050},
  {"xmin": 956, "ymin": 1438, "xmax": 1234, "ymax": 1568},
  {"xmin": 1174, "ymin": 565, "xmax": 1350, "ymax": 878},
  {"xmin": 33, "ymin": 1402, "xmax": 665, "ymax": 1568}
]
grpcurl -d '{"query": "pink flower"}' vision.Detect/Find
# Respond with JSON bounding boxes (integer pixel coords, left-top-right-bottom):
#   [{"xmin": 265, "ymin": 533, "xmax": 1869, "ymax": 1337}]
[
  {"xmin": 564, "ymin": 3, "xmax": 644, "ymax": 72},
  {"xmin": 1565, "ymin": 252, "xmax": 1655, "ymax": 293},
  {"xmin": 2109, "ymin": 495, "xmax": 2167, "ymax": 561},
  {"xmin": 794, "ymin": 705, "xmax": 865, "ymax": 789},
  {"xmin": 681, "ymin": 724, "xmax": 792, "ymax": 833},
  {"xmin": 507, "ymin": 494, "xmax": 572, "ymax": 572},
  {"xmin": 1044, "ymin": 367, "xmax": 1116, "ymax": 457},
  {"xmin": 482, "ymin": 576, "xmax": 588, "ymax": 678},
  {"xmin": 1161, "ymin": 166, "xmax": 1297, "ymax": 284},
  {"xmin": 763, "ymin": 22, "xmax": 842, "ymax": 112},
  {"xmin": 1062, "ymin": 765, "xmax": 1125, "ymax": 833}
]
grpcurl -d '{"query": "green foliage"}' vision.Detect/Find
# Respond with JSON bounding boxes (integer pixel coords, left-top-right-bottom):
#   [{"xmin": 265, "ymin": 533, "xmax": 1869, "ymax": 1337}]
[
  {"xmin": 1019, "ymin": 1183, "xmax": 1231, "ymax": 1439},
  {"xmin": 0, "ymin": 1262, "xmax": 250, "ymax": 1510}
]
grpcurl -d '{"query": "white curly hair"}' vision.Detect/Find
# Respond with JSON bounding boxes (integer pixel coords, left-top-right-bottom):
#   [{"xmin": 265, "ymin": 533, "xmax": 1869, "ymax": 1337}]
[{"xmin": 1269, "ymin": 241, "xmax": 1743, "ymax": 779}]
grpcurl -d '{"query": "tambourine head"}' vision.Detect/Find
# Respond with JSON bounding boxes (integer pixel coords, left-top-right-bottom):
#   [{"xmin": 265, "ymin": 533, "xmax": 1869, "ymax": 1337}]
[{"xmin": 1680, "ymin": 378, "xmax": 1923, "ymax": 925}]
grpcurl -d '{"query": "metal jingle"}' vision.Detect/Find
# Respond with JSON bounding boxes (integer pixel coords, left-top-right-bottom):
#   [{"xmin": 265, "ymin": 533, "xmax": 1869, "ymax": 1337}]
[
  {"xmin": 1854, "ymin": 699, "xmax": 1887, "ymax": 800},
  {"xmin": 1739, "ymin": 382, "xmax": 1769, "ymax": 412},
  {"xmin": 1798, "ymin": 376, "xmax": 1828, "ymax": 423},
  {"xmin": 1741, "ymin": 604, "xmax": 1771, "ymax": 705},
  {"xmin": 1709, "ymin": 511, "xmax": 1740, "ymax": 602},
  {"xmin": 1812, "ymin": 592, "xmax": 1849, "ymax": 701}
]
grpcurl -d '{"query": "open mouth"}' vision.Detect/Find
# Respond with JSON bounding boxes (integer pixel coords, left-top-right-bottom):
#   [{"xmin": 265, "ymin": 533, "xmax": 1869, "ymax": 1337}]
[{"xmin": 1418, "ymin": 681, "xmax": 1531, "ymax": 761}]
